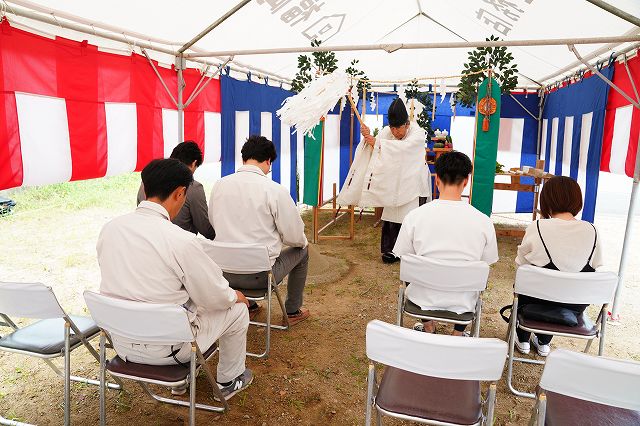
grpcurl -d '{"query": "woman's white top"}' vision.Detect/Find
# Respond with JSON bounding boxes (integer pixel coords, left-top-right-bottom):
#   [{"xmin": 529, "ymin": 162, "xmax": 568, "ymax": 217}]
[{"xmin": 516, "ymin": 218, "xmax": 604, "ymax": 272}]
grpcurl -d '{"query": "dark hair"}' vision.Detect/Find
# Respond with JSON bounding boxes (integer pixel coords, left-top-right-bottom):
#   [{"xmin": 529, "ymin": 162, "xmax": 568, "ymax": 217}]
[
  {"xmin": 434, "ymin": 151, "xmax": 472, "ymax": 185},
  {"xmin": 141, "ymin": 159, "xmax": 193, "ymax": 201},
  {"xmin": 241, "ymin": 135, "xmax": 277, "ymax": 163},
  {"xmin": 540, "ymin": 176, "xmax": 583, "ymax": 219},
  {"xmin": 170, "ymin": 141, "xmax": 203, "ymax": 168}
]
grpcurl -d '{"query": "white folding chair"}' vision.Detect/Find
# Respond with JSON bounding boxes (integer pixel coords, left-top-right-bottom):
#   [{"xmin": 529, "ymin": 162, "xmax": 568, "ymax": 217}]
[
  {"xmin": 83, "ymin": 291, "xmax": 228, "ymax": 426},
  {"xmin": 0, "ymin": 282, "xmax": 121, "ymax": 426},
  {"xmin": 365, "ymin": 320, "xmax": 507, "ymax": 426},
  {"xmin": 506, "ymin": 265, "xmax": 618, "ymax": 398},
  {"xmin": 531, "ymin": 349, "xmax": 640, "ymax": 425},
  {"xmin": 200, "ymin": 240, "xmax": 289, "ymax": 359},
  {"xmin": 397, "ymin": 254, "xmax": 490, "ymax": 337}
]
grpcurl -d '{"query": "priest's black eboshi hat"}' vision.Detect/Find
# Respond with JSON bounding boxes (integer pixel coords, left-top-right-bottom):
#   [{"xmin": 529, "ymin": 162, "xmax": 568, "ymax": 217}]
[{"xmin": 388, "ymin": 98, "xmax": 409, "ymax": 127}]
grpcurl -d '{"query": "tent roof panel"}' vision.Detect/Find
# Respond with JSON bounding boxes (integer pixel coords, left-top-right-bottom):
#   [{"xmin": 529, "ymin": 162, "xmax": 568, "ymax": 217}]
[{"xmin": 6, "ymin": 0, "xmax": 640, "ymax": 86}]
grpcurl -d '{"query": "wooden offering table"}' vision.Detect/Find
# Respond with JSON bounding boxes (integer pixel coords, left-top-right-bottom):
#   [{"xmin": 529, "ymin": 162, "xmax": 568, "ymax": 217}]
[
  {"xmin": 425, "ymin": 147, "xmax": 453, "ymax": 165},
  {"xmin": 493, "ymin": 160, "xmax": 552, "ymax": 237}
]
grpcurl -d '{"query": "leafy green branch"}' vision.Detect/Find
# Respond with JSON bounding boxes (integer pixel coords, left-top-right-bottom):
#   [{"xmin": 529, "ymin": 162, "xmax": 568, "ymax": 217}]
[
  {"xmin": 404, "ymin": 79, "xmax": 434, "ymax": 138},
  {"xmin": 457, "ymin": 35, "xmax": 519, "ymax": 107}
]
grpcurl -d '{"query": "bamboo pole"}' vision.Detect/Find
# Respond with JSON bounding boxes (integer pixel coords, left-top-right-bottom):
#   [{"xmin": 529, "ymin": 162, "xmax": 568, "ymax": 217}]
[
  {"xmin": 349, "ymin": 205, "xmax": 355, "ymax": 239},
  {"xmin": 346, "ymin": 94, "xmax": 365, "ymax": 126}
]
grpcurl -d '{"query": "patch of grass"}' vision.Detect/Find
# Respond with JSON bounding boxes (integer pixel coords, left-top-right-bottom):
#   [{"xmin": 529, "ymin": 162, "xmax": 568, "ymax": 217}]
[
  {"xmin": 3, "ymin": 173, "xmax": 140, "ymax": 216},
  {"xmin": 238, "ymin": 391, "xmax": 248, "ymax": 407},
  {"xmin": 115, "ymin": 390, "xmax": 132, "ymax": 413},
  {"xmin": 288, "ymin": 398, "xmax": 305, "ymax": 410},
  {"xmin": 3, "ymin": 412, "xmax": 24, "ymax": 422},
  {"xmin": 64, "ymin": 254, "xmax": 85, "ymax": 268},
  {"xmin": 3, "ymin": 366, "xmax": 28, "ymax": 385}
]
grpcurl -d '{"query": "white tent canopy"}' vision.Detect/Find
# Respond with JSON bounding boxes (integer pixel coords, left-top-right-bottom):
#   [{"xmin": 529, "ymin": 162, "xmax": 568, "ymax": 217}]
[{"xmin": 3, "ymin": 0, "xmax": 639, "ymax": 88}]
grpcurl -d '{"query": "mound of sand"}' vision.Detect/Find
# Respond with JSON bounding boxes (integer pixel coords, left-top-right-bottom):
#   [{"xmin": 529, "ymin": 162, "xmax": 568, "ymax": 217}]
[{"xmin": 306, "ymin": 243, "xmax": 350, "ymax": 285}]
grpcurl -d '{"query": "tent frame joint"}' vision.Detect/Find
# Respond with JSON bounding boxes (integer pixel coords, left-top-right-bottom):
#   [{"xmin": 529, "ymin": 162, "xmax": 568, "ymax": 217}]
[{"xmin": 567, "ymin": 44, "xmax": 640, "ymax": 110}]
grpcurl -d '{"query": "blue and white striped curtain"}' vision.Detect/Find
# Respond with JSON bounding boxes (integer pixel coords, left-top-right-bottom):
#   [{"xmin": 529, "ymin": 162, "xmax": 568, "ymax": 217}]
[
  {"xmin": 220, "ymin": 75, "xmax": 359, "ymax": 203},
  {"xmin": 541, "ymin": 67, "xmax": 614, "ymax": 222},
  {"xmin": 220, "ymin": 74, "xmax": 299, "ymax": 201}
]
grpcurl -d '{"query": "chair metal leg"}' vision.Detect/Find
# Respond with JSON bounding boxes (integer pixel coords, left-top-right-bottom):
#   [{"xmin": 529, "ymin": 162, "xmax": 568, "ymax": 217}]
[
  {"xmin": 66, "ymin": 317, "xmax": 123, "ymax": 390},
  {"xmin": 189, "ymin": 346, "xmax": 197, "ymax": 426},
  {"xmin": 365, "ymin": 364, "xmax": 375, "ymax": 426},
  {"xmin": 196, "ymin": 346, "xmax": 230, "ymax": 412},
  {"xmin": 486, "ymin": 383, "xmax": 497, "ymax": 426},
  {"xmin": 506, "ymin": 297, "xmax": 535, "ymax": 398},
  {"xmin": 64, "ymin": 321, "xmax": 71, "ymax": 426},
  {"xmin": 375, "ymin": 410, "xmax": 382, "ymax": 426},
  {"xmin": 138, "ymin": 383, "xmax": 226, "ymax": 413},
  {"xmin": 247, "ymin": 279, "xmax": 272, "ymax": 359},
  {"xmin": 598, "ymin": 306, "xmax": 607, "ymax": 356},
  {"xmin": 99, "ymin": 333, "xmax": 107, "ymax": 426},
  {"xmin": 0, "ymin": 416, "xmax": 34, "ymax": 426},
  {"xmin": 273, "ymin": 284, "xmax": 290, "ymax": 330},
  {"xmin": 473, "ymin": 298, "xmax": 483, "ymax": 337},
  {"xmin": 43, "ymin": 357, "xmax": 121, "ymax": 391},
  {"xmin": 536, "ymin": 393, "xmax": 547, "ymax": 426},
  {"xmin": 396, "ymin": 284, "xmax": 404, "ymax": 327}
]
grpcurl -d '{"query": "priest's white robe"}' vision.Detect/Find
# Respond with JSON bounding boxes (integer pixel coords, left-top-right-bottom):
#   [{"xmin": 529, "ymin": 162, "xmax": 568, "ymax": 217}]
[{"xmin": 337, "ymin": 123, "xmax": 431, "ymax": 223}]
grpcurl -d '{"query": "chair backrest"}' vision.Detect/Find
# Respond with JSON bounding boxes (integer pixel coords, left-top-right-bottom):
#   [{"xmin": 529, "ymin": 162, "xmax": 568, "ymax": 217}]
[
  {"xmin": 540, "ymin": 349, "xmax": 640, "ymax": 411},
  {"xmin": 400, "ymin": 254, "xmax": 490, "ymax": 292},
  {"xmin": 200, "ymin": 240, "xmax": 271, "ymax": 274},
  {"xmin": 514, "ymin": 265, "xmax": 618, "ymax": 305},
  {"xmin": 83, "ymin": 291, "xmax": 193, "ymax": 344},
  {"xmin": 0, "ymin": 282, "xmax": 65, "ymax": 319},
  {"xmin": 365, "ymin": 320, "xmax": 507, "ymax": 381}
]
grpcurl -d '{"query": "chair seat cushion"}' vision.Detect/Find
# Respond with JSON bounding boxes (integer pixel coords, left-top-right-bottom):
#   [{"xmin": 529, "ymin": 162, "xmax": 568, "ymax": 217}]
[
  {"xmin": 107, "ymin": 343, "xmax": 218, "ymax": 384},
  {"xmin": 223, "ymin": 271, "xmax": 269, "ymax": 289},
  {"xmin": 404, "ymin": 299, "xmax": 474, "ymax": 322},
  {"xmin": 236, "ymin": 288, "xmax": 268, "ymax": 299},
  {"xmin": 375, "ymin": 367, "xmax": 482, "ymax": 425},
  {"xmin": 518, "ymin": 312, "xmax": 597, "ymax": 337},
  {"xmin": 545, "ymin": 390, "xmax": 640, "ymax": 426},
  {"xmin": 0, "ymin": 315, "xmax": 98, "ymax": 356}
]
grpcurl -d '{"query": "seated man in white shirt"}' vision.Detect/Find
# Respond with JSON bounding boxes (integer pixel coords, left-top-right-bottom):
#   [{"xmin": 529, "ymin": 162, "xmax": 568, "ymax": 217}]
[
  {"xmin": 209, "ymin": 135, "xmax": 310, "ymax": 325},
  {"xmin": 393, "ymin": 151, "xmax": 499, "ymax": 336},
  {"xmin": 97, "ymin": 158, "xmax": 252, "ymax": 399}
]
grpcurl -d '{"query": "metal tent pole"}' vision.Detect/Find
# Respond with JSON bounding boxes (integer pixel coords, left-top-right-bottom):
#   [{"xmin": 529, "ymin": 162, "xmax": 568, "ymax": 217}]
[
  {"xmin": 185, "ymin": 35, "xmax": 640, "ymax": 58},
  {"xmin": 177, "ymin": 55, "xmax": 185, "ymax": 144},
  {"xmin": 178, "ymin": 0, "xmax": 252, "ymax": 54},
  {"xmin": 568, "ymin": 44, "xmax": 640, "ymax": 108},
  {"xmin": 585, "ymin": 0, "xmax": 640, "ymax": 28},
  {"xmin": 611, "ymin": 139, "xmax": 640, "ymax": 319},
  {"xmin": 539, "ymin": 30, "xmax": 640, "ymax": 84}
]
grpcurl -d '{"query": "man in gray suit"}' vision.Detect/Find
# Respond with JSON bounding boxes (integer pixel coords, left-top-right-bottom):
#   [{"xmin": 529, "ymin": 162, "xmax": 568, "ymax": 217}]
[{"xmin": 137, "ymin": 141, "xmax": 215, "ymax": 240}]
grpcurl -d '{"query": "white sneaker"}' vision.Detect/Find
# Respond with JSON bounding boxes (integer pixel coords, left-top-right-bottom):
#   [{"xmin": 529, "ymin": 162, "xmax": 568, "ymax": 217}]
[
  {"xmin": 170, "ymin": 383, "xmax": 188, "ymax": 396},
  {"xmin": 413, "ymin": 322, "xmax": 425, "ymax": 332},
  {"xmin": 531, "ymin": 335, "xmax": 551, "ymax": 357},
  {"xmin": 515, "ymin": 339, "xmax": 530, "ymax": 354}
]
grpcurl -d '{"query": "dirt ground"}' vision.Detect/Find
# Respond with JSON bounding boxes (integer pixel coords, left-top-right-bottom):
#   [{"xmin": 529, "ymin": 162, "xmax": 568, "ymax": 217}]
[{"xmin": 0, "ymin": 175, "xmax": 639, "ymax": 425}]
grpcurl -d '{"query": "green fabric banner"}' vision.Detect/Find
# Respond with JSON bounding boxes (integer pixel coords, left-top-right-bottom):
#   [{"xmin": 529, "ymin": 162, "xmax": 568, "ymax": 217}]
[
  {"xmin": 302, "ymin": 122, "xmax": 324, "ymax": 206},
  {"xmin": 470, "ymin": 78, "xmax": 501, "ymax": 217}
]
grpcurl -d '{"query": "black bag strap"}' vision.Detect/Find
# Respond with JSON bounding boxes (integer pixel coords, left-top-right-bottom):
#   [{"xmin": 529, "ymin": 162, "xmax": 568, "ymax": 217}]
[
  {"xmin": 170, "ymin": 345, "xmax": 190, "ymax": 369},
  {"xmin": 536, "ymin": 220, "xmax": 554, "ymax": 265},
  {"xmin": 586, "ymin": 222, "xmax": 598, "ymax": 263},
  {"xmin": 499, "ymin": 305, "xmax": 512, "ymax": 323}
]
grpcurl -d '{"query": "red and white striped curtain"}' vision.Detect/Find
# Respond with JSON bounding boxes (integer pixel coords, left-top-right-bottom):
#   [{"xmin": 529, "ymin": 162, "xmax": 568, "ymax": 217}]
[
  {"xmin": 601, "ymin": 53, "xmax": 640, "ymax": 178},
  {"xmin": 0, "ymin": 19, "xmax": 221, "ymax": 191}
]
